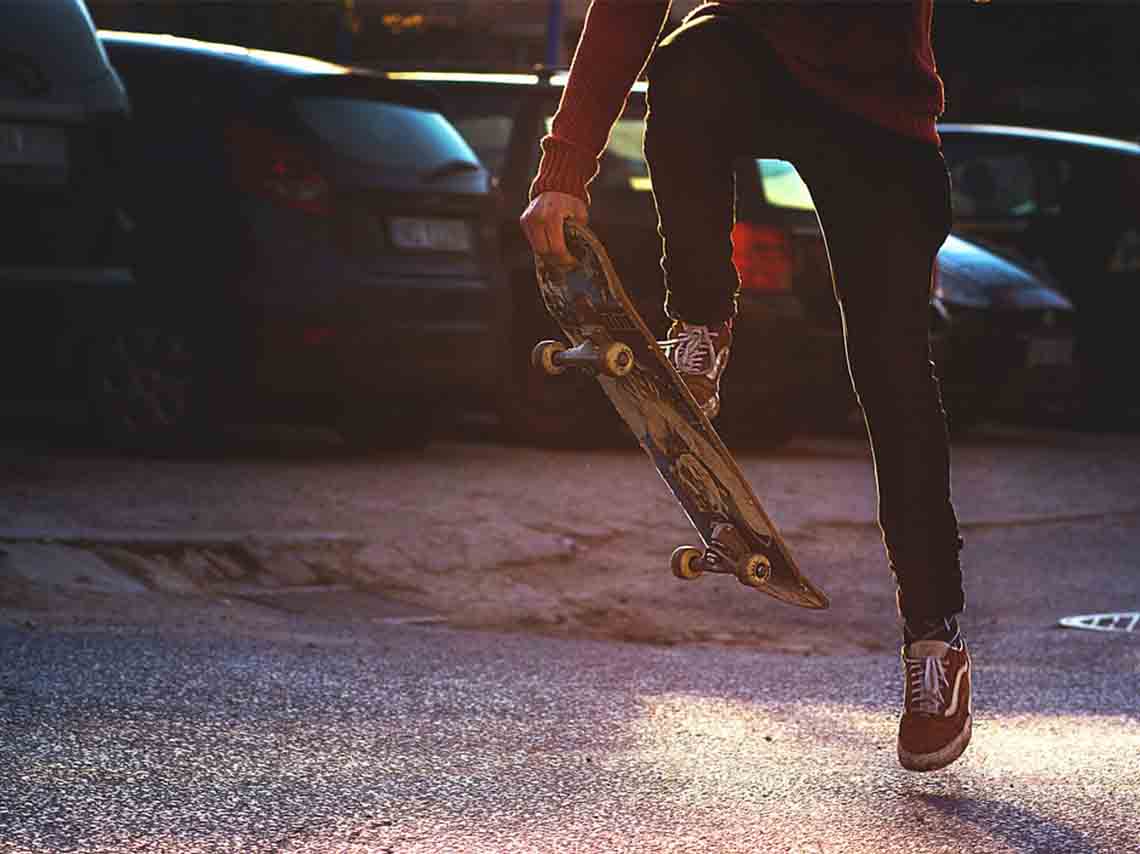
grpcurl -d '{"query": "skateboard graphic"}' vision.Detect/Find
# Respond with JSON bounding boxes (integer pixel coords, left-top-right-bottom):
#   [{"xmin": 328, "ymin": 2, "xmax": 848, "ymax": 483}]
[{"xmin": 532, "ymin": 221, "xmax": 829, "ymax": 610}]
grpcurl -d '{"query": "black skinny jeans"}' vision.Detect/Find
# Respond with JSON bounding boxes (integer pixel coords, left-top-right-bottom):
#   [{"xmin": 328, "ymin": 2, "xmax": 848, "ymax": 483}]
[{"xmin": 644, "ymin": 13, "xmax": 964, "ymax": 622}]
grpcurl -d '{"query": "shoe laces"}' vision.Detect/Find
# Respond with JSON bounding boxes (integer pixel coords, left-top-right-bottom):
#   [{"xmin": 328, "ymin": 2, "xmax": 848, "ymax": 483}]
[
  {"xmin": 906, "ymin": 653, "xmax": 949, "ymax": 715},
  {"xmin": 661, "ymin": 325, "xmax": 716, "ymax": 375}
]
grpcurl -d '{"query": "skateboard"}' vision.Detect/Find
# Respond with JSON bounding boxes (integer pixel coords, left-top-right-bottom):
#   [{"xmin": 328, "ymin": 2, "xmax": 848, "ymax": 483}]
[{"xmin": 532, "ymin": 221, "xmax": 829, "ymax": 610}]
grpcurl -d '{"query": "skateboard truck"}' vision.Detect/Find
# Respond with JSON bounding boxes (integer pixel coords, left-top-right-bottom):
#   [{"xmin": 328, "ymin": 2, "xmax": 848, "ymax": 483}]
[
  {"xmin": 670, "ymin": 523, "xmax": 773, "ymax": 589},
  {"xmin": 532, "ymin": 338, "xmax": 634, "ymax": 379}
]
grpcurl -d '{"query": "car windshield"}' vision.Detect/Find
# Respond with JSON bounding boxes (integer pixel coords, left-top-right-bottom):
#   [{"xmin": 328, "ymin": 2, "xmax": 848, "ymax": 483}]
[{"xmin": 292, "ymin": 96, "xmax": 479, "ymax": 173}]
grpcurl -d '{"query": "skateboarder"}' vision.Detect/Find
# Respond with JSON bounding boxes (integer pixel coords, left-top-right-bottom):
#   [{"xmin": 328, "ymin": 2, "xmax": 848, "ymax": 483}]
[{"xmin": 520, "ymin": 2, "xmax": 971, "ymax": 772}]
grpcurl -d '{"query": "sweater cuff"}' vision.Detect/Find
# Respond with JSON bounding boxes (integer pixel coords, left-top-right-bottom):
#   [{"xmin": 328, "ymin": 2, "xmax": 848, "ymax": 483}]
[{"xmin": 529, "ymin": 136, "xmax": 599, "ymax": 204}]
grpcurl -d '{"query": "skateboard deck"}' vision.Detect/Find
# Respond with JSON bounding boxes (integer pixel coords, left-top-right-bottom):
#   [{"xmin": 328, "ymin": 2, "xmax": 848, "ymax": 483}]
[{"xmin": 533, "ymin": 221, "xmax": 828, "ymax": 610}]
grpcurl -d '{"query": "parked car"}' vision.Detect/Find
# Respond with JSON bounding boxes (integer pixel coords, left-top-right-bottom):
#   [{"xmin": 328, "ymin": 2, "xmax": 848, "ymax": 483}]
[
  {"xmin": 94, "ymin": 32, "xmax": 508, "ymax": 450},
  {"xmin": 388, "ymin": 70, "xmax": 1076, "ymax": 441},
  {"xmin": 1, "ymin": 0, "xmax": 133, "ymax": 430},
  {"xmin": 741, "ymin": 156, "xmax": 1077, "ymax": 430},
  {"xmin": 939, "ymin": 124, "xmax": 1140, "ymax": 425}
]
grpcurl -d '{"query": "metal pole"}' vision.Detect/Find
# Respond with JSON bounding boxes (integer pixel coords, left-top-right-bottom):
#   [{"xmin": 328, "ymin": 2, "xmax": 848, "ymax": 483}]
[
  {"xmin": 545, "ymin": 0, "xmax": 564, "ymax": 67},
  {"xmin": 335, "ymin": 0, "xmax": 357, "ymax": 64}
]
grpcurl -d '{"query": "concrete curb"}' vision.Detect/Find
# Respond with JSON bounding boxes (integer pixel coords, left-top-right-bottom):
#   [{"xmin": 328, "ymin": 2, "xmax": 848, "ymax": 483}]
[
  {"xmin": 0, "ymin": 531, "xmax": 364, "ymax": 598},
  {"xmin": 0, "ymin": 532, "xmax": 447, "ymax": 624},
  {"xmin": 2, "ymin": 543, "xmax": 149, "ymax": 595},
  {"xmin": 0, "ymin": 529, "xmax": 367, "ymax": 548}
]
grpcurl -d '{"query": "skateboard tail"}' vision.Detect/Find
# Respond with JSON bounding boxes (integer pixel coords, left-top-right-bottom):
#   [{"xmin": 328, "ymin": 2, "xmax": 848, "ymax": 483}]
[
  {"xmin": 633, "ymin": 431, "xmax": 830, "ymax": 611},
  {"xmin": 763, "ymin": 572, "xmax": 830, "ymax": 610}
]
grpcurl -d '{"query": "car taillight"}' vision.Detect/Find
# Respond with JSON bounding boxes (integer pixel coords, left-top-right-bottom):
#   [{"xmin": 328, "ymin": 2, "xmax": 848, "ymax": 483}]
[
  {"xmin": 731, "ymin": 221, "xmax": 793, "ymax": 292},
  {"xmin": 225, "ymin": 120, "xmax": 329, "ymax": 216}
]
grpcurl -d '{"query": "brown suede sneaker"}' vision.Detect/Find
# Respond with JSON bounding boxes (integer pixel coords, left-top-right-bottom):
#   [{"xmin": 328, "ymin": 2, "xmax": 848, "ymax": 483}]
[
  {"xmin": 661, "ymin": 319, "xmax": 733, "ymax": 419},
  {"xmin": 897, "ymin": 639, "xmax": 973, "ymax": 771}
]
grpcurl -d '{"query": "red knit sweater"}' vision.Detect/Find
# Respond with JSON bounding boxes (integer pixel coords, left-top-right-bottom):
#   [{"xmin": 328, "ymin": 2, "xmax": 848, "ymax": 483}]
[{"xmin": 531, "ymin": 1, "xmax": 945, "ymax": 203}]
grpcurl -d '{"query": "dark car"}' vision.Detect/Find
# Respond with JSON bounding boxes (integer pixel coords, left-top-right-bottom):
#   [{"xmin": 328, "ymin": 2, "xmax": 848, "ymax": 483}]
[
  {"xmin": 93, "ymin": 33, "xmax": 507, "ymax": 450},
  {"xmin": 739, "ymin": 152, "xmax": 1077, "ymax": 429},
  {"xmin": 391, "ymin": 70, "xmax": 1075, "ymax": 441},
  {"xmin": 1, "ymin": 0, "xmax": 133, "ymax": 428},
  {"xmin": 939, "ymin": 124, "xmax": 1140, "ymax": 425}
]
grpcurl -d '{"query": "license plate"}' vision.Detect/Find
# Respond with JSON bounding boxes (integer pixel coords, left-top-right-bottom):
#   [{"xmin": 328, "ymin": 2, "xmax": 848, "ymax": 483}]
[
  {"xmin": 388, "ymin": 217, "xmax": 472, "ymax": 252},
  {"xmin": 1026, "ymin": 337, "xmax": 1074, "ymax": 368},
  {"xmin": 0, "ymin": 122, "xmax": 67, "ymax": 169}
]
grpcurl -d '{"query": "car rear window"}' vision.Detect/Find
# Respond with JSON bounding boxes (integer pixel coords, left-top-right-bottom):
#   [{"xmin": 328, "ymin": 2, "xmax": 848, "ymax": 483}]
[
  {"xmin": 449, "ymin": 115, "xmax": 513, "ymax": 174},
  {"xmin": 946, "ymin": 151, "xmax": 1049, "ymax": 218},
  {"xmin": 757, "ymin": 160, "xmax": 816, "ymax": 211},
  {"xmin": 602, "ymin": 118, "xmax": 652, "ymax": 192},
  {"xmin": 543, "ymin": 115, "xmax": 650, "ymax": 192},
  {"xmin": 1, "ymin": 0, "xmax": 109, "ymax": 90},
  {"xmin": 292, "ymin": 96, "xmax": 478, "ymax": 172}
]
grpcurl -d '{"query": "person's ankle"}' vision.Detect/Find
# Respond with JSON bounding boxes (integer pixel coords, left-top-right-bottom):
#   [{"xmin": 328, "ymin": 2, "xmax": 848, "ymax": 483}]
[{"xmin": 903, "ymin": 614, "xmax": 962, "ymax": 648}]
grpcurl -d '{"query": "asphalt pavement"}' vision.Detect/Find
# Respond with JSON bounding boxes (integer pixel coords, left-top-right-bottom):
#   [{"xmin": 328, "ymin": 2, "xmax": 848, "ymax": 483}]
[
  {"xmin": 1, "ymin": 611, "xmax": 1137, "ymax": 854},
  {"xmin": 1, "ymin": 425, "xmax": 1138, "ymax": 852}
]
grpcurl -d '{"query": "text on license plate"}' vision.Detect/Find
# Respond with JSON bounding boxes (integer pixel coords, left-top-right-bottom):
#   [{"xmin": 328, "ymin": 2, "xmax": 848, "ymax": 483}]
[
  {"xmin": 1026, "ymin": 337, "xmax": 1074, "ymax": 368},
  {"xmin": 388, "ymin": 217, "xmax": 472, "ymax": 252}
]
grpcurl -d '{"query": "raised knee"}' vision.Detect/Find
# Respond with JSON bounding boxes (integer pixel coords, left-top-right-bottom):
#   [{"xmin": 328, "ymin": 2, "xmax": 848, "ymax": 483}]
[{"xmin": 647, "ymin": 16, "xmax": 744, "ymax": 113}]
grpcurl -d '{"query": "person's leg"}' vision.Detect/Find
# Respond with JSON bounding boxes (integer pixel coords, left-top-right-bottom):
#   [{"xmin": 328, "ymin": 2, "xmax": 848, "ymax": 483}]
[
  {"xmin": 645, "ymin": 7, "xmax": 969, "ymax": 769},
  {"xmin": 642, "ymin": 13, "xmax": 789, "ymax": 417},
  {"xmin": 797, "ymin": 138, "xmax": 964, "ymax": 628},
  {"xmin": 643, "ymin": 12, "xmax": 759, "ymax": 326},
  {"xmin": 796, "ymin": 132, "xmax": 970, "ymax": 771},
  {"xmin": 646, "ymin": 5, "xmax": 964, "ymax": 622}
]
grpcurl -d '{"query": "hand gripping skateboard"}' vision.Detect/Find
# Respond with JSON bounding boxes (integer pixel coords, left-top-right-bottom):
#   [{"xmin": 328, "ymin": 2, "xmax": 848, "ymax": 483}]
[{"xmin": 532, "ymin": 221, "xmax": 829, "ymax": 610}]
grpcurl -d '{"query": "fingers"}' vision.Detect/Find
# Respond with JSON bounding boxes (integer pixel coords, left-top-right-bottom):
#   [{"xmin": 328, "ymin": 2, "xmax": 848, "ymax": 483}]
[
  {"xmin": 520, "ymin": 192, "xmax": 588, "ymax": 270},
  {"xmin": 541, "ymin": 214, "xmax": 575, "ymax": 269},
  {"xmin": 521, "ymin": 196, "xmax": 573, "ymax": 268},
  {"xmin": 519, "ymin": 198, "xmax": 554, "ymax": 257}
]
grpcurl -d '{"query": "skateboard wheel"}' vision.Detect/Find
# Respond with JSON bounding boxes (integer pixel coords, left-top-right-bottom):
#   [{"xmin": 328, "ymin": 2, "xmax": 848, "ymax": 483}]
[
  {"xmin": 670, "ymin": 546, "xmax": 703, "ymax": 580},
  {"xmin": 599, "ymin": 341, "xmax": 634, "ymax": 378},
  {"xmin": 532, "ymin": 340, "xmax": 567, "ymax": 376},
  {"xmin": 736, "ymin": 554, "xmax": 772, "ymax": 588}
]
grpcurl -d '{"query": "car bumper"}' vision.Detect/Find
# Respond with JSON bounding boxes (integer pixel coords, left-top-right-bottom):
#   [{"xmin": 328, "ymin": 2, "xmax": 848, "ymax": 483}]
[
  {"xmin": 248, "ymin": 311, "xmax": 499, "ymax": 402},
  {"xmin": 234, "ymin": 265, "xmax": 506, "ymax": 406},
  {"xmin": 935, "ymin": 307, "xmax": 1079, "ymax": 420},
  {"xmin": 721, "ymin": 295, "xmax": 848, "ymax": 406}
]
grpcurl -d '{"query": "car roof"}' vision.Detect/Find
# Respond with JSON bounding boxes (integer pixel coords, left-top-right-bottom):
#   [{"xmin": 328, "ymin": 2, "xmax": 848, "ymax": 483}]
[
  {"xmin": 98, "ymin": 31, "xmax": 446, "ymax": 112},
  {"xmin": 98, "ymin": 30, "xmax": 351, "ymax": 79},
  {"xmin": 381, "ymin": 69, "xmax": 648, "ymax": 94},
  {"xmin": 380, "ymin": 78, "xmax": 1140, "ymax": 156},
  {"xmin": 939, "ymin": 123, "xmax": 1140, "ymax": 157}
]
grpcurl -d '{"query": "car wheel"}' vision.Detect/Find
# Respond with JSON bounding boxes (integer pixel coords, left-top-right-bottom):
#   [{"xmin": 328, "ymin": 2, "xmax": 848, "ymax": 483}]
[
  {"xmin": 498, "ymin": 274, "xmax": 621, "ymax": 447},
  {"xmin": 87, "ymin": 323, "xmax": 206, "ymax": 453},
  {"xmin": 336, "ymin": 400, "xmax": 433, "ymax": 454}
]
